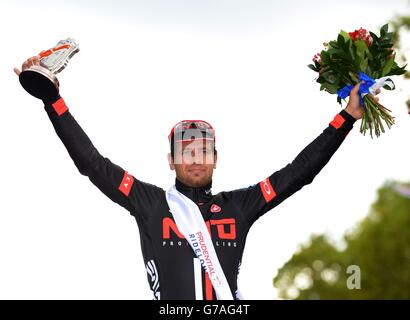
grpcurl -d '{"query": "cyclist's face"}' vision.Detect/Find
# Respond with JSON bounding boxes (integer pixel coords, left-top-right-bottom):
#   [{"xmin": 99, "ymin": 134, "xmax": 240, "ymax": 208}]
[{"xmin": 170, "ymin": 140, "xmax": 217, "ymax": 188}]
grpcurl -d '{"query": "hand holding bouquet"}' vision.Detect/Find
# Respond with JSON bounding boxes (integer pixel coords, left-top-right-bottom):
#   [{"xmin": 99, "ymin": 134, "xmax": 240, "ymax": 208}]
[{"xmin": 309, "ymin": 24, "xmax": 406, "ymax": 138}]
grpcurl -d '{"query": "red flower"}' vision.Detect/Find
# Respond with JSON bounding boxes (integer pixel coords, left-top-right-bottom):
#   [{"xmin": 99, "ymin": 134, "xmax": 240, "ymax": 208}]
[
  {"xmin": 348, "ymin": 30, "xmax": 359, "ymax": 41},
  {"xmin": 348, "ymin": 27, "xmax": 373, "ymax": 46},
  {"xmin": 312, "ymin": 52, "xmax": 322, "ymax": 64}
]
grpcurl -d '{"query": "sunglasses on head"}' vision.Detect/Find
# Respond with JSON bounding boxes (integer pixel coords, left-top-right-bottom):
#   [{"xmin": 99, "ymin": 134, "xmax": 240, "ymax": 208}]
[{"xmin": 168, "ymin": 120, "xmax": 215, "ymax": 143}]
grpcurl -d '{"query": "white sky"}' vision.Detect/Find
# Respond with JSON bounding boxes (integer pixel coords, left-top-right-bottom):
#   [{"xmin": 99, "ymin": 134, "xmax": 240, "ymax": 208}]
[{"xmin": 1, "ymin": 0, "xmax": 409, "ymax": 299}]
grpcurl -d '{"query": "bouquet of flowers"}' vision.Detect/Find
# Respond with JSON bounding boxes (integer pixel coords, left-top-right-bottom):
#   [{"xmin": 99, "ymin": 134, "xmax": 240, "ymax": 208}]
[{"xmin": 308, "ymin": 24, "xmax": 406, "ymax": 138}]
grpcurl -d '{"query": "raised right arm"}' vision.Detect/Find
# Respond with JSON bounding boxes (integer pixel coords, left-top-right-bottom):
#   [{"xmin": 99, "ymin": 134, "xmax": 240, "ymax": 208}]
[
  {"xmin": 14, "ymin": 56, "xmax": 163, "ymax": 221},
  {"xmin": 44, "ymin": 95, "xmax": 136, "ymax": 212}
]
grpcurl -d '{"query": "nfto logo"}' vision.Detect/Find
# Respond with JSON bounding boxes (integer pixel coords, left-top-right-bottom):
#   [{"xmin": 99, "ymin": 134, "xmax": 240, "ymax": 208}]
[{"xmin": 162, "ymin": 217, "xmax": 236, "ymax": 240}]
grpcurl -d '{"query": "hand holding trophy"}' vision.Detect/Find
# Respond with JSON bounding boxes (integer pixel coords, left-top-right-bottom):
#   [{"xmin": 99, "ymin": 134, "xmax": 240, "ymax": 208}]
[{"xmin": 15, "ymin": 38, "xmax": 79, "ymax": 100}]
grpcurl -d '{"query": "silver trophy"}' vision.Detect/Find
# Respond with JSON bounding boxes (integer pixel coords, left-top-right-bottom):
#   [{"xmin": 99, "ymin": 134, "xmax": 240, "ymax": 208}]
[{"xmin": 19, "ymin": 38, "xmax": 80, "ymax": 99}]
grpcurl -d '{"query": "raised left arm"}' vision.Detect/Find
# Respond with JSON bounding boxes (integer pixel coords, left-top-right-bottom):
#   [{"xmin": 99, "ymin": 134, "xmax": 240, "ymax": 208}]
[{"xmin": 227, "ymin": 84, "xmax": 365, "ymax": 225}]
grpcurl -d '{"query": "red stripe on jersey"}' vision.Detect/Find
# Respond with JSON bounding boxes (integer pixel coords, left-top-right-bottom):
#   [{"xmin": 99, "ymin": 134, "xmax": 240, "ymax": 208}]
[
  {"xmin": 205, "ymin": 272, "xmax": 213, "ymax": 300},
  {"xmin": 52, "ymin": 97, "xmax": 68, "ymax": 116},
  {"xmin": 330, "ymin": 113, "xmax": 345, "ymax": 129},
  {"xmin": 260, "ymin": 178, "xmax": 276, "ymax": 203},
  {"xmin": 118, "ymin": 171, "xmax": 134, "ymax": 196}
]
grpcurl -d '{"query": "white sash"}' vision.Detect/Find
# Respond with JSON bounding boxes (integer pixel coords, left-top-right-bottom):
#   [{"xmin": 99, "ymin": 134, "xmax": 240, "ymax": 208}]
[{"xmin": 165, "ymin": 185, "xmax": 234, "ymax": 300}]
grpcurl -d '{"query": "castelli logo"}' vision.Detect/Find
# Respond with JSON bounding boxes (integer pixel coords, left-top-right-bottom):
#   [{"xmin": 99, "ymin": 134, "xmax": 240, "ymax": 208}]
[
  {"xmin": 260, "ymin": 178, "xmax": 276, "ymax": 203},
  {"xmin": 210, "ymin": 204, "xmax": 221, "ymax": 213},
  {"xmin": 262, "ymin": 179, "xmax": 271, "ymax": 195}
]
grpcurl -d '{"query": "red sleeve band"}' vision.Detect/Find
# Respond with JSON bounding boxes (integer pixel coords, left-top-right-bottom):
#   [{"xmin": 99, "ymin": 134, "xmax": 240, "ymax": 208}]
[
  {"xmin": 52, "ymin": 97, "xmax": 68, "ymax": 116},
  {"xmin": 330, "ymin": 113, "xmax": 346, "ymax": 129},
  {"xmin": 260, "ymin": 178, "xmax": 276, "ymax": 203},
  {"xmin": 119, "ymin": 171, "xmax": 134, "ymax": 197}
]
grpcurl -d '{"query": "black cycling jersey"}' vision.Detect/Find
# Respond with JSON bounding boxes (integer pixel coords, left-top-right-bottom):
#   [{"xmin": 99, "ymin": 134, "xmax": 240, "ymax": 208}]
[{"xmin": 43, "ymin": 96, "xmax": 356, "ymax": 300}]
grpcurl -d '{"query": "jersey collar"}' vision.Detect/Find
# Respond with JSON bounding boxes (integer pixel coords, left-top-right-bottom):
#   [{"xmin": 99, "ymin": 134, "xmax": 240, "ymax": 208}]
[{"xmin": 175, "ymin": 178, "xmax": 213, "ymax": 204}]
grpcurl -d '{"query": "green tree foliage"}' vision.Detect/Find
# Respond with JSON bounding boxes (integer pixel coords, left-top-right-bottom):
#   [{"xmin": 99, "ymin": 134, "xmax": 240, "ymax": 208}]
[
  {"xmin": 391, "ymin": 15, "xmax": 410, "ymax": 111},
  {"xmin": 273, "ymin": 182, "xmax": 410, "ymax": 299}
]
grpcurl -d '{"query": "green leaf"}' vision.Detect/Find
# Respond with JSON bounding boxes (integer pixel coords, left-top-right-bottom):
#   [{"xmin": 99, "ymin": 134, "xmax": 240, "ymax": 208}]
[
  {"xmin": 337, "ymin": 34, "xmax": 345, "ymax": 47},
  {"xmin": 360, "ymin": 58, "xmax": 369, "ymax": 72},
  {"xmin": 349, "ymin": 42, "xmax": 357, "ymax": 61},
  {"xmin": 322, "ymin": 71, "xmax": 339, "ymax": 84},
  {"xmin": 380, "ymin": 24, "xmax": 389, "ymax": 37},
  {"xmin": 317, "ymin": 76, "xmax": 326, "ymax": 84},
  {"xmin": 327, "ymin": 48, "xmax": 339, "ymax": 55},
  {"xmin": 382, "ymin": 57, "xmax": 394, "ymax": 76},
  {"xmin": 320, "ymin": 82, "xmax": 338, "ymax": 94},
  {"xmin": 387, "ymin": 64, "xmax": 407, "ymax": 76},
  {"xmin": 339, "ymin": 30, "xmax": 351, "ymax": 42},
  {"xmin": 320, "ymin": 50, "xmax": 330, "ymax": 64},
  {"xmin": 366, "ymin": 49, "xmax": 373, "ymax": 60},
  {"xmin": 328, "ymin": 40, "xmax": 338, "ymax": 49},
  {"xmin": 354, "ymin": 40, "xmax": 368, "ymax": 57},
  {"xmin": 384, "ymin": 32, "xmax": 394, "ymax": 42},
  {"xmin": 328, "ymin": 48, "xmax": 351, "ymax": 62},
  {"xmin": 370, "ymin": 32, "xmax": 379, "ymax": 44},
  {"xmin": 308, "ymin": 64, "xmax": 318, "ymax": 72}
]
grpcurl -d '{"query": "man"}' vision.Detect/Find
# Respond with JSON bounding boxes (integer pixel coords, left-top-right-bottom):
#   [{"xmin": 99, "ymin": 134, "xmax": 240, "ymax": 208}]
[{"xmin": 14, "ymin": 47, "xmax": 375, "ymax": 300}]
